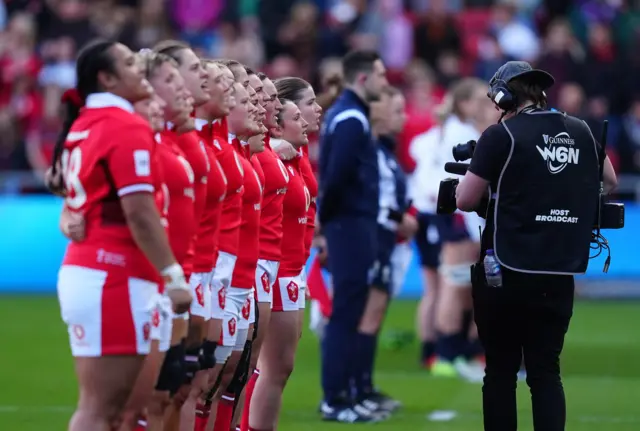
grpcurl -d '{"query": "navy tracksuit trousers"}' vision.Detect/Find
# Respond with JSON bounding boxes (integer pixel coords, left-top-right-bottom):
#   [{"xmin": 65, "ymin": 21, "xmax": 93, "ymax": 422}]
[{"xmin": 321, "ymin": 216, "xmax": 377, "ymax": 405}]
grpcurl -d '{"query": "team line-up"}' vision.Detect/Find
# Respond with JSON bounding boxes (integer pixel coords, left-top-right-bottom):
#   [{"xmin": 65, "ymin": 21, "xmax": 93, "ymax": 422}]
[{"xmin": 46, "ymin": 37, "xmax": 338, "ymax": 431}]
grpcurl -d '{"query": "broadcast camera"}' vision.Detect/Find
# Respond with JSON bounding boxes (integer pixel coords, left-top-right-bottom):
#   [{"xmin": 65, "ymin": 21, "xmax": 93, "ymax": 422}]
[
  {"xmin": 435, "ymin": 128, "xmax": 625, "ymax": 232},
  {"xmin": 436, "ymin": 140, "xmax": 478, "ymax": 216}
]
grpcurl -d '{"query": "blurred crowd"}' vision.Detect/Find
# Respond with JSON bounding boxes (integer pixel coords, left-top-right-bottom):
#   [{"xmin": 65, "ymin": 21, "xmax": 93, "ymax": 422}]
[{"xmin": 2, "ymin": 0, "xmax": 640, "ymax": 188}]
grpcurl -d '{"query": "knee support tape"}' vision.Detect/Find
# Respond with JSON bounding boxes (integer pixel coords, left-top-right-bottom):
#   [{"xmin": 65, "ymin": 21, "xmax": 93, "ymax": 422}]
[
  {"xmin": 200, "ymin": 340, "xmax": 217, "ymax": 370},
  {"xmin": 155, "ymin": 342, "xmax": 186, "ymax": 395},
  {"xmin": 183, "ymin": 345, "xmax": 201, "ymax": 384},
  {"xmin": 440, "ymin": 263, "xmax": 473, "ymax": 287}
]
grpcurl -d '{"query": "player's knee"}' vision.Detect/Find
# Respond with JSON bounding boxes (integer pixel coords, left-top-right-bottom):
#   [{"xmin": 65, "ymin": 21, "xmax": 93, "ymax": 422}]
[
  {"xmin": 148, "ymin": 391, "xmax": 171, "ymax": 416},
  {"xmin": 186, "ymin": 317, "xmax": 206, "ymax": 345},
  {"xmin": 183, "ymin": 343, "xmax": 202, "ymax": 385},
  {"xmin": 440, "ymin": 263, "xmax": 472, "ymax": 288}
]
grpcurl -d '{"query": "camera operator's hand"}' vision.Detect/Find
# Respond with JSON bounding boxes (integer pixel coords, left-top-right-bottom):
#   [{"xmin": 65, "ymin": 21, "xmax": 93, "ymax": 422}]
[{"xmin": 398, "ymin": 213, "xmax": 418, "ymax": 239}]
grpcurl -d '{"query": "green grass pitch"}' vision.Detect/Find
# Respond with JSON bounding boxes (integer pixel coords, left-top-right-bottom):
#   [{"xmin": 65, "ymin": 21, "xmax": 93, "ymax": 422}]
[{"xmin": 2, "ymin": 296, "xmax": 640, "ymax": 430}]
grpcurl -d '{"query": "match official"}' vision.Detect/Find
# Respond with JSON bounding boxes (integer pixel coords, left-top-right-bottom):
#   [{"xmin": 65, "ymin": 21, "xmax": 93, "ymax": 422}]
[
  {"xmin": 317, "ymin": 50, "xmax": 388, "ymax": 423},
  {"xmin": 456, "ymin": 61, "xmax": 618, "ymax": 431}
]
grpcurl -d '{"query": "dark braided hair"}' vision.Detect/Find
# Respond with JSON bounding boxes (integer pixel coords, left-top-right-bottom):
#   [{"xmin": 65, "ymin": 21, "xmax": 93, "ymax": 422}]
[{"xmin": 47, "ymin": 39, "xmax": 117, "ymax": 194}]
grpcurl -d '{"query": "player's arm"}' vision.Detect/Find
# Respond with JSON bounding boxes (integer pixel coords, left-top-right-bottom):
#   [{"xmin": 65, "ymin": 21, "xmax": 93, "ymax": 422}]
[{"xmin": 108, "ymin": 125, "xmax": 191, "ymax": 312}]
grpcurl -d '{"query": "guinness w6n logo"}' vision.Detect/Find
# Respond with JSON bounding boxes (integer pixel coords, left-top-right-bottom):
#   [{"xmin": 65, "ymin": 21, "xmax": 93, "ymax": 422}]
[{"xmin": 537, "ymin": 132, "xmax": 579, "ymax": 174}]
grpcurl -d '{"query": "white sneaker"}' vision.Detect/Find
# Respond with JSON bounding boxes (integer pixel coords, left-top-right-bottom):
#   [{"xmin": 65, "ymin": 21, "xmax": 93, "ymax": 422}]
[{"xmin": 454, "ymin": 357, "xmax": 485, "ymax": 383}]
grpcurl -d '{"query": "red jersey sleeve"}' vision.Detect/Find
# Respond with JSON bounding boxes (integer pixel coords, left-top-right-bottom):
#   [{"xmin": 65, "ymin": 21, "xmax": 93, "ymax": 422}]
[{"xmin": 106, "ymin": 124, "xmax": 157, "ymax": 197}]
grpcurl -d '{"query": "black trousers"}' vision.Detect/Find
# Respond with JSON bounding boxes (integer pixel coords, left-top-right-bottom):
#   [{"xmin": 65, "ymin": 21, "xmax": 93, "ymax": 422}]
[{"xmin": 472, "ymin": 267, "xmax": 575, "ymax": 431}]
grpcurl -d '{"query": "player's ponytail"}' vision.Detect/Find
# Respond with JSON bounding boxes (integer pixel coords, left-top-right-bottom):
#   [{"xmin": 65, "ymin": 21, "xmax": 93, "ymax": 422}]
[
  {"xmin": 46, "ymin": 90, "xmax": 83, "ymax": 195},
  {"xmin": 46, "ymin": 38, "xmax": 117, "ymax": 195}
]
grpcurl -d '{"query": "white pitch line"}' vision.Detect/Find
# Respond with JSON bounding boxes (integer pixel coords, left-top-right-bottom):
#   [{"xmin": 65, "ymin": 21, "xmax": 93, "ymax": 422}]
[
  {"xmin": 1, "ymin": 405, "xmax": 639, "ymax": 424},
  {"xmin": 0, "ymin": 406, "xmax": 73, "ymax": 413}
]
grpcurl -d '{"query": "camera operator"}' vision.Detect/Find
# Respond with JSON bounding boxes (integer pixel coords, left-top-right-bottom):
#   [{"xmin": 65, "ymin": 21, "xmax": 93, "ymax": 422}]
[{"xmin": 455, "ymin": 61, "xmax": 618, "ymax": 431}]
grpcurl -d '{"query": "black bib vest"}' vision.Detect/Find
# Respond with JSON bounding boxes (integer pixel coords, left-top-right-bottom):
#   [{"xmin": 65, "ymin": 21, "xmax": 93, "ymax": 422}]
[{"xmin": 491, "ymin": 110, "xmax": 600, "ymax": 275}]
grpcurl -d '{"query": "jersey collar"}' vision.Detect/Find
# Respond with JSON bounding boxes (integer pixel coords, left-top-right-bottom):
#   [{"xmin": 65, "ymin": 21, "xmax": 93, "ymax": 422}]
[
  {"xmin": 194, "ymin": 118, "xmax": 208, "ymax": 131},
  {"xmin": 85, "ymin": 92, "xmax": 134, "ymax": 113},
  {"xmin": 228, "ymin": 132, "xmax": 248, "ymax": 146}
]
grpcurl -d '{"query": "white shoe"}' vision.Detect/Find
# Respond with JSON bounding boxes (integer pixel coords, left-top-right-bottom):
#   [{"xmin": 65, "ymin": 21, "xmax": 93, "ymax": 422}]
[{"xmin": 454, "ymin": 357, "xmax": 485, "ymax": 383}]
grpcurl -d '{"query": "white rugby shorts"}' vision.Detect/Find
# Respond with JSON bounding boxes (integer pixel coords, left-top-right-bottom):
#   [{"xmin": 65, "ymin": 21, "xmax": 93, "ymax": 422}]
[
  {"xmin": 58, "ymin": 265, "xmax": 159, "ymax": 357},
  {"xmin": 151, "ymin": 296, "xmax": 173, "ymax": 352},
  {"xmin": 255, "ymin": 259, "xmax": 278, "ymax": 303},
  {"xmin": 189, "ymin": 271, "xmax": 212, "ymax": 318},
  {"xmin": 272, "ymin": 272, "xmax": 304, "ymax": 312},
  {"xmin": 297, "ymin": 268, "xmax": 307, "ymax": 310},
  {"xmin": 239, "ymin": 287, "xmax": 256, "ymax": 329},
  {"xmin": 210, "ymin": 252, "xmax": 237, "ymax": 319},
  {"xmin": 221, "ymin": 286, "xmax": 251, "ymax": 350}
]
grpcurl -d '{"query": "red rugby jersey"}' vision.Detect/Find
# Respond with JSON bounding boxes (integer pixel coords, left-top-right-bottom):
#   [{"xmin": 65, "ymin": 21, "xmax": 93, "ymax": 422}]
[
  {"xmin": 212, "ymin": 125, "xmax": 244, "ymax": 257},
  {"xmin": 231, "ymin": 149, "xmax": 264, "ymax": 288},
  {"xmin": 156, "ymin": 133, "xmax": 196, "ymax": 267},
  {"xmin": 299, "ymin": 152, "xmax": 317, "ymax": 260},
  {"xmin": 193, "ymin": 120, "xmax": 228, "ymax": 272},
  {"xmin": 61, "ymin": 93, "xmax": 161, "ymax": 283},
  {"xmin": 278, "ymin": 154, "xmax": 310, "ymax": 277},
  {"xmin": 256, "ymin": 136, "xmax": 289, "ymax": 261}
]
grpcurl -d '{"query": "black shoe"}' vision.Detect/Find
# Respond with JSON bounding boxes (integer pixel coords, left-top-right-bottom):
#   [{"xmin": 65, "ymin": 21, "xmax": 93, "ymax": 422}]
[
  {"xmin": 366, "ymin": 391, "xmax": 402, "ymax": 413},
  {"xmin": 320, "ymin": 402, "xmax": 381, "ymax": 423}
]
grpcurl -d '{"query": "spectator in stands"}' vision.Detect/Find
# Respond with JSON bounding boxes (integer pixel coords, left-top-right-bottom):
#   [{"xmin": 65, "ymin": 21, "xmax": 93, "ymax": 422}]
[
  {"xmin": 435, "ymin": 51, "xmax": 462, "ymax": 89},
  {"xmin": 490, "ymin": 0, "xmax": 540, "ymax": 62},
  {"xmin": 276, "ymin": 2, "xmax": 320, "ymax": 80},
  {"xmin": 396, "ymin": 60, "xmax": 442, "ymax": 173},
  {"xmin": 556, "ymin": 82, "xmax": 586, "ymax": 117},
  {"xmin": 535, "ymin": 18, "xmax": 583, "ymax": 106},
  {"xmin": 412, "ymin": 0, "xmax": 460, "ymax": 69},
  {"xmin": 0, "ymin": 12, "xmax": 41, "ymax": 171},
  {"xmin": 474, "ymin": 32, "xmax": 514, "ymax": 82},
  {"xmin": 617, "ymin": 97, "xmax": 640, "ymax": 174},
  {"xmin": 123, "ymin": 0, "xmax": 173, "ymax": 50},
  {"xmin": 581, "ymin": 21, "xmax": 623, "ymax": 113}
]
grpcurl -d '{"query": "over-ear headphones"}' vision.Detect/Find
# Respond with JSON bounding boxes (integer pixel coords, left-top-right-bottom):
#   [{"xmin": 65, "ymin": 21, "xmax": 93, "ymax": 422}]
[{"xmin": 488, "ymin": 78, "xmax": 517, "ymax": 112}]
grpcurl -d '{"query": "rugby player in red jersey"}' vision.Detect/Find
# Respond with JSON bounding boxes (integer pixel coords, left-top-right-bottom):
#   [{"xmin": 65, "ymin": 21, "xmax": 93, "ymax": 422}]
[
  {"xmin": 210, "ymin": 81, "xmax": 265, "ymax": 431},
  {"xmin": 221, "ymin": 69, "xmax": 269, "ymax": 431},
  {"xmin": 273, "ymin": 78, "xmax": 323, "ymax": 328},
  {"xmin": 131, "ymin": 50, "xmax": 200, "ymax": 431},
  {"xmin": 249, "ymin": 97, "xmax": 311, "ymax": 431},
  {"xmin": 51, "ymin": 39, "xmax": 191, "ymax": 431},
  {"xmin": 238, "ymin": 72, "xmax": 287, "ymax": 431},
  {"xmin": 151, "ymin": 40, "xmax": 217, "ymax": 431},
  {"xmin": 176, "ymin": 60, "xmax": 232, "ymax": 429}
]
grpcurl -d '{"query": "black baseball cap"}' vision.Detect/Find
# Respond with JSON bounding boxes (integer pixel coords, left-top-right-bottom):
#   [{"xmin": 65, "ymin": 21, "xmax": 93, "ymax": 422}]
[{"xmin": 490, "ymin": 61, "xmax": 555, "ymax": 90}]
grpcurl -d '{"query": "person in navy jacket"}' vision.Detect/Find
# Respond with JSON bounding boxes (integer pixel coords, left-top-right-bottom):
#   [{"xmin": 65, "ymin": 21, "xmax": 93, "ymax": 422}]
[
  {"xmin": 317, "ymin": 50, "xmax": 389, "ymax": 423},
  {"xmin": 347, "ymin": 85, "xmax": 419, "ymax": 416}
]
